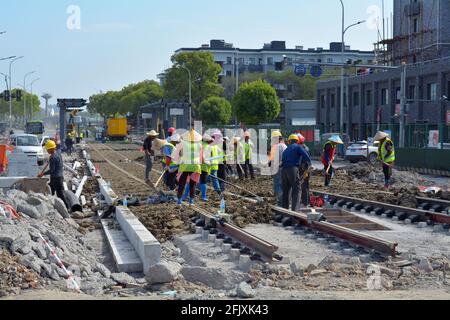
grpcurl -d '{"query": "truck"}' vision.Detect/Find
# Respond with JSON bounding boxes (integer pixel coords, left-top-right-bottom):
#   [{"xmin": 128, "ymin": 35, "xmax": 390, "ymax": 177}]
[
  {"xmin": 106, "ymin": 118, "xmax": 127, "ymax": 140},
  {"xmin": 25, "ymin": 120, "xmax": 45, "ymax": 135}
]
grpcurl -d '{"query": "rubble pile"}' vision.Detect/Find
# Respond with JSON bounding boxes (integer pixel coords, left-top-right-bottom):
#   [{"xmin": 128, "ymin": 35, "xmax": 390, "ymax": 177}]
[{"xmin": 0, "ymin": 189, "xmax": 119, "ymax": 297}]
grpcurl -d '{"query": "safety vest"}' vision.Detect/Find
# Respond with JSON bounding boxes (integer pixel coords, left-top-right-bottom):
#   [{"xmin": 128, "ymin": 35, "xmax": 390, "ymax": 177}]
[
  {"xmin": 162, "ymin": 143, "xmax": 176, "ymax": 168},
  {"xmin": 179, "ymin": 141, "xmax": 201, "ymax": 174},
  {"xmin": 244, "ymin": 141, "xmax": 253, "ymax": 161},
  {"xmin": 201, "ymin": 142, "xmax": 212, "ymax": 174},
  {"xmin": 379, "ymin": 138, "xmax": 396, "ymax": 163},
  {"xmin": 234, "ymin": 143, "xmax": 245, "ymax": 164},
  {"xmin": 210, "ymin": 145, "xmax": 220, "ymax": 171}
]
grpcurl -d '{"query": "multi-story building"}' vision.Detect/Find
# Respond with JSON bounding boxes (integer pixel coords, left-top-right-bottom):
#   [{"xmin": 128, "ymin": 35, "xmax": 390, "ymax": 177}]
[
  {"xmin": 176, "ymin": 40, "xmax": 375, "ymax": 81},
  {"xmin": 317, "ymin": 0, "xmax": 450, "ymax": 145}
]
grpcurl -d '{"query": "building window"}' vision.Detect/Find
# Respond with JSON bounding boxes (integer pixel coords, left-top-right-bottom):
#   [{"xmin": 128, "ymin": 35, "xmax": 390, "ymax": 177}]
[
  {"xmin": 408, "ymin": 85, "xmax": 415, "ymax": 100},
  {"xmin": 327, "ymin": 58, "xmax": 333, "ymax": 63},
  {"xmin": 367, "ymin": 60, "xmax": 373, "ymax": 64},
  {"xmin": 395, "ymin": 87, "xmax": 401, "ymax": 104},
  {"xmin": 427, "ymin": 83, "xmax": 437, "ymax": 101},
  {"xmin": 267, "ymin": 57, "xmax": 274, "ymax": 65},
  {"xmin": 249, "ymin": 58, "xmax": 256, "ymax": 65},
  {"xmin": 320, "ymin": 95, "xmax": 326, "ymax": 109},
  {"xmin": 353, "ymin": 92, "xmax": 360, "ymax": 107},
  {"xmin": 258, "ymin": 58, "xmax": 263, "ymax": 65},
  {"xmin": 366, "ymin": 90, "xmax": 372, "ymax": 106},
  {"xmin": 413, "ymin": 18, "xmax": 418, "ymax": 33},
  {"xmin": 381, "ymin": 88, "xmax": 389, "ymax": 105},
  {"xmin": 287, "ymin": 84, "xmax": 293, "ymax": 93},
  {"xmin": 227, "ymin": 57, "xmax": 232, "ymax": 65},
  {"xmin": 330, "ymin": 94, "xmax": 335, "ymax": 108},
  {"xmin": 226, "ymin": 71, "xmax": 232, "ymax": 77}
]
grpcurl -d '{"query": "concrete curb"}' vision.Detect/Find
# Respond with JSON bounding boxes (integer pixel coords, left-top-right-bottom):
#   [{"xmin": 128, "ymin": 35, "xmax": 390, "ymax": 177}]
[
  {"xmin": 98, "ymin": 178, "xmax": 119, "ymax": 205},
  {"xmin": 115, "ymin": 206, "xmax": 161, "ymax": 274}
]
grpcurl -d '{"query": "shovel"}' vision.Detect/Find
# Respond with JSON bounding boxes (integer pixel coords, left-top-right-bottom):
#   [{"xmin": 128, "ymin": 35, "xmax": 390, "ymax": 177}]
[{"xmin": 211, "ymin": 175, "xmax": 264, "ymax": 203}]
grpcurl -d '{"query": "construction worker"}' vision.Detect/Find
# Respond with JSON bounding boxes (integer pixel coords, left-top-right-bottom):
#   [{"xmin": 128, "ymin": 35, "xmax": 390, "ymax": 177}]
[
  {"xmin": 162, "ymin": 134, "xmax": 181, "ymax": 190},
  {"xmin": 281, "ymin": 134, "xmax": 311, "ymax": 212},
  {"xmin": 232, "ymin": 137, "xmax": 245, "ymax": 180},
  {"xmin": 243, "ymin": 132, "xmax": 255, "ymax": 180},
  {"xmin": 38, "ymin": 140, "xmax": 68, "ymax": 208},
  {"xmin": 174, "ymin": 129, "xmax": 203, "ymax": 206},
  {"xmin": 143, "ymin": 130, "xmax": 159, "ymax": 184},
  {"xmin": 297, "ymin": 133, "xmax": 311, "ymax": 207},
  {"xmin": 210, "ymin": 131, "xmax": 224, "ymax": 195},
  {"xmin": 65, "ymin": 132, "xmax": 74, "ymax": 156},
  {"xmin": 199, "ymin": 134, "xmax": 213, "ymax": 202},
  {"xmin": 268, "ymin": 131, "xmax": 287, "ymax": 206},
  {"xmin": 167, "ymin": 127, "xmax": 176, "ymax": 142},
  {"xmin": 374, "ymin": 131, "xmax": 396, "ymax": 189},
  {"xmin": 322, "ymin": 135, "xmax": 344, "ymax": 187}
]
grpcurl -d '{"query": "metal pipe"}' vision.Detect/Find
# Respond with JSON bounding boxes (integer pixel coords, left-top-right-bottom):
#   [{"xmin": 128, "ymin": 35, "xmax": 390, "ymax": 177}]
[{"xmin": 63, "ymin": 190, "xmax": 83, "ymax": 213}]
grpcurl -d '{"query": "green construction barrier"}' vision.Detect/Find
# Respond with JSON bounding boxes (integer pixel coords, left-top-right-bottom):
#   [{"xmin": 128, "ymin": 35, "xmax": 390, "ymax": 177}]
[{"xmin": 396, "ymin": 148, "xmax": 450, "ymax": 171}]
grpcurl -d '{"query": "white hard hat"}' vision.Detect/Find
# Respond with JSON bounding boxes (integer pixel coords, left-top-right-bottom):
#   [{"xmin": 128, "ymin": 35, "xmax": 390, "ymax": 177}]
[{"xmin": 171, "ymin": 134, "xmax": 181, "ymax": 143}]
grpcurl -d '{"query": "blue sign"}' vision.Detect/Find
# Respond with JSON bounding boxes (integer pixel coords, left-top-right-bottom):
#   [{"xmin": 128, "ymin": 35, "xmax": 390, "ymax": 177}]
[
  {"xmin": 294, "ymin": 64, "xmax": 307, "ymax": 77},
  {"xmin": 310, "ymin": 65, "xmax": 323, "ymax": 78}
]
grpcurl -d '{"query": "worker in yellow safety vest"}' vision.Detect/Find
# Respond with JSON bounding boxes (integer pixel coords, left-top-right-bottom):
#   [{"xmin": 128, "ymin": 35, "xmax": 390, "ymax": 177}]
[
  {"xmin": 243, "ymin": 131, "xmax": 255, "ymax": 180},
  {"xmin": 374, "ymin": 131, "xmax": 396, "ymax": 189},
  {"xmin": 162, "ymin": 134, "xmax": 181, "ymax": 190},
  {"xmin": 174, "ymin": 129, "xmax": 203, "ymax": 206},
  {"xmin": 232, "ymin": 137, "xmax": 245, "ymax": 180},
  {"xmin": 212, "ymin": 131, "xmax": 227, "ymax": 194}
]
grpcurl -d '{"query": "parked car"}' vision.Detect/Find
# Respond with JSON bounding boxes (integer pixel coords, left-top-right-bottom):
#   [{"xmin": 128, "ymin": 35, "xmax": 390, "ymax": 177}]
[
  {"xmin": 10, "ymin": 134, "xmax": 46, "ymax": 166},
  {"xmin": 345, "ymin": 141, "xmax": 379, "ymax": 165},
  {"xmin": 40, "ymin": 136, "xmax": 51, "ymax": 147}
]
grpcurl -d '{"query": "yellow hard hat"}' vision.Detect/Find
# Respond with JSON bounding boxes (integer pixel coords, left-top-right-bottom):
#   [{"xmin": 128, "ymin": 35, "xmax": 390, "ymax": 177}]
[
  {"xmin": 271, "ymin": 131, "xmax": 282, "ymax": 138},
  {"xmin": 45, "ymin": 140, "xmax": 57, "ymax": 151},
  {"xmin": 288, "ymin": 134, "xmax": 300, "ymax": 142}
]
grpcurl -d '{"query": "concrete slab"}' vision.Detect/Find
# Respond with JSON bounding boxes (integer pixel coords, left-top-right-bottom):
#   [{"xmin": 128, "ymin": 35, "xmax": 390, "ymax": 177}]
[
  {"xmin": 115, "ymin": 206, "xmax": 161, "ymax": 273},
  {"xmin": 98, "ymin": 178, "xmax": 119, "ymax": 205},
  {"xmin": 101, "ymin": 220, "xmax": 142, "ymax": 273},
  {"xmin": 0, "ymin": 177, "xmax": 28, "ymax": 188}
]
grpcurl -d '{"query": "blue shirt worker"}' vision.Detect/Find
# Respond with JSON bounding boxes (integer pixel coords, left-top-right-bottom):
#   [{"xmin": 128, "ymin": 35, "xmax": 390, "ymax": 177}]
[{"xmin": 281, "ymin": 134, "xmax": 312, "ymax": 212}]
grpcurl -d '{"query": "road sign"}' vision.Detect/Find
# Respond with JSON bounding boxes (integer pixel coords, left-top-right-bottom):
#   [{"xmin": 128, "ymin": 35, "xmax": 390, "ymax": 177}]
[
  {"xmin": 294, "ymin": 64, "xmax": 307, "ymax": 77},
  {"xmin": 310, "ymin": 65, "xmax": 323, "ymax": 78},
  {"xmin": 57, "ymin": 98, "xmax": 87, "ymax": 109}
]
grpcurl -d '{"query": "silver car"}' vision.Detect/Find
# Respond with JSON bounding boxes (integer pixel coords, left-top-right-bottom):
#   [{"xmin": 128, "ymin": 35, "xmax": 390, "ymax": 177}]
[{"xmin": 10, "ymin": 134, "xmax": 46, "ymax": 166}]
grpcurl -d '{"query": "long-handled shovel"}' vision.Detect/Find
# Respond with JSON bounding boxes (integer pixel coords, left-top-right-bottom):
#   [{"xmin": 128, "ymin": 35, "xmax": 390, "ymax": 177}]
[{"xmin": 211, "ymin": 175, "xmax": 264, "ymax": 203}]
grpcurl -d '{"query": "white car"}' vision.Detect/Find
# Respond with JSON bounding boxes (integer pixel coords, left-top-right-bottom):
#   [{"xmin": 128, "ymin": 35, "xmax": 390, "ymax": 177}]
[
  {"xmin": 10, "ymin": 134, "xmax": 46, "ymax": 166},
  {"xmin": 345, "ymin": 141, "xmax": 379, "ymax": 165}
]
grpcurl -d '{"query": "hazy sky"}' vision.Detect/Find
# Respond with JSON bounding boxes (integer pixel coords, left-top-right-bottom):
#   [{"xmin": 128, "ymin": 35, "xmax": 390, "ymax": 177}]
[{"xmin": 0, "ymin": 0, "xmax": 393, "ymax": 105}]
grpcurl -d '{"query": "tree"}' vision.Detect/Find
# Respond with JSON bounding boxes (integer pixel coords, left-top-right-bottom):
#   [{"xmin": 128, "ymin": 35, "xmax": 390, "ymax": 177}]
[
  {"xmin": 233, "ymin": 80, "xmax": 281, "ymax": 125},
  {"xmin": 163, "ymin": 52, "xmax": 224, "ymax": 109},
  {"xmin": 198, "ymin": 96, "xmax": 232, "ymax": 125},
  {"xmin": 0, "ymin": 89, "xmax": 40, "ymax": 121},
  {"xmin": 222, "ymin": 72, "xmax": 265, "ymax": 100}
]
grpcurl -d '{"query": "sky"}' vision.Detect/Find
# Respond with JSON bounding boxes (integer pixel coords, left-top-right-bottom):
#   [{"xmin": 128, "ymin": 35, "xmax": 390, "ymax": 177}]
[{"xmin": 0, "ymin": 0, "xmax": 393, "ymax": 107}]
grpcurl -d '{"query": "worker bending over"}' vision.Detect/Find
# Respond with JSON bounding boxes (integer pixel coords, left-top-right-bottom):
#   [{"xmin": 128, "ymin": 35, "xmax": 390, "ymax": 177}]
[
  {"xmin": 175, "ymin": 129, "xmax": 203, "ymax": 206},
  {"xmin": 268, "ymin": 131, "xmax": 287, "ymax": 206},
  {"xmin": 374, "ymin": 131, "xmax": 396, "ymax": 189},
  {"xmin": 281, "ymin": 134, "xmax": 311, "ymax": 212},
  {"xmin": 39, "ymin": 140, "xmax": 68, "ymax": 208},
  {"xmin": 322, "ymin": 135, "xmax": 343, "ymax": 187}
]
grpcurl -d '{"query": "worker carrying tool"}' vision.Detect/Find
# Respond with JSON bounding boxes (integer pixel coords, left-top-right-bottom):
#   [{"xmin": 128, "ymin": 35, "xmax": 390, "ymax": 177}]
[
  {"xmin": 243, "ymin": 131, "xmax": 255, "ymax": 180},
  {"xmin": 38, "ymin": 140, "xmax": 68, "ymax": 208},
  {"xmin": 322, "ymin": 135, "xmax": 343, "ymax": 187},
  {"xmin": 374, "ymin": 131, "xmax": 396, "ymax": 189},
  {"xmin": 143, "ymin": 130, "xmax": 159, "ymax": 184},
  {"xmin": 208, "ymin": 131, "xmax": 223, "ymax": 196},
  {"xmin": 197, "ymin": 134, "xmax": 214, "ymax": 202},
  {"xmin": 232, "ymin": 137, "xmax": 245, "ymax": 180},
  {"xmin": 174, "ymin": 129, "xmax": 203, "ymax": 206},
  {"xmin": 213, "ymin": 132, "xmax": 228, "ymax": 193},
  {"xmin": 297, "ymin": 133, "xmax": 311, "ymax": 207},
  {"xmin": 281, "ymin": 134, "xmax": 311, "ymax": 212},
  {"xmin": 268, "ymin": 131, "xmax": 287, "ymax": 206},
  {"xmin": 162, "ymin": 134, "xmax": 181, "ymax": 191}
]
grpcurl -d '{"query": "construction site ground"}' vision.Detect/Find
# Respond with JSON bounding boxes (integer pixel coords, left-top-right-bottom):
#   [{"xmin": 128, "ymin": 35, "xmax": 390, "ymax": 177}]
[{"xmin": 2, "ymin": 140, "xmax": 450, "ymax": 300}]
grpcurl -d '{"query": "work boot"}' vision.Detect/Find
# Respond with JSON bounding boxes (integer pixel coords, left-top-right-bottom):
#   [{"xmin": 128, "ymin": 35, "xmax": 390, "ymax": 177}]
[
  {"xmin": 200, "ymin": 184, "xmax": 208, "ymax": 202},
  {"xmin": 182, "ymin": 185, "xmax": 190, "ymax": 201},
  {"xmin": 189, "ymin": 198, "xmax": 195, "ymax": 206},
  {"xmin": 177, "ymin": 198, "xmax": 183, "ymax": 206}
]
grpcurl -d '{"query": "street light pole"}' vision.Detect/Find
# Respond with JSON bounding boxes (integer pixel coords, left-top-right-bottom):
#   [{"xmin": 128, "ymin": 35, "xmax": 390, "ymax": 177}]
[
  {"xmin": 8, "ymin": 56, "xmax": 24, "ymax": 129},
  {"xmin": 29, "ymin": 78, "xmax": 40, "ymax": 121},
  {"xmin": 23, "ymin": 71, "xmax": 36, "ymax": 123},
  {"xmin": 179, "ymin": 65, "xmax": 192, "ymax": 129}
]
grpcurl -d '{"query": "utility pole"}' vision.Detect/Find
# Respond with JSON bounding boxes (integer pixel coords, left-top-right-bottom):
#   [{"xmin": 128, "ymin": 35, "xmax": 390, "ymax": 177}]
[
  {"xmin": 29, "ymin": 78, "xmax": 40, "ymax": 120},
  {"xmin": 24, "ymin": 71, "xmax": 36, "ymax": 123},
  {"xmin": 235, "ymin": 49, "xmax": 239, "ymax": 128},
  {"xmin": 8, "ymin": 56, "xmax": 24, "ymax": 130},
  {"xmin": 399, "ymin": 62, "xmax": 407, "ymax": 148},
  {"xmin": 178, "ymin": 64, "xmax": 192, "ymax": 129}
]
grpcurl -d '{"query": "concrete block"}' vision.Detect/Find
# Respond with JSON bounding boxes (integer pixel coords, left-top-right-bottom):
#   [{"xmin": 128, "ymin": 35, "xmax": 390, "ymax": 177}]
[
  {"xmin": 405, "ymin": 219, "xmax": 412, "ymax": 224},
  {"xmin": 208, "ymin": 234, "xmax": 216, "ymax": 243},
  {"xmin": 195, "ymin": 227, "xmax": 203, "ymax": 234},
  {"xmin": 99, "ymin": 178, "xmax": 118, "ymax": 205},
  {"xmin": 115, "ymin": 206, "xmax": 161, "ymax": 273},
  {"xmin": 222, "ymin": 244, "xmax": 232, "ymax": 254},
  {"xmin": 359, "ymin": 254, "xmax": 371, "ymax": 263},
  {"xmin": 381, "ymin": 214, "xmax": 387, "ymax": 219},
  {"xmin": 230, "ymin": 249, "xmax": 240, "ymax": 261},
  {"xmin": 215, "ymin": 238, "xmax": 224, "ymax": 247},
  {"xmin": 305, "ymin": 234, "xmax": 316, "ymax": 239},
  {"xmin": 329, "ymin": 242, "xmax": 341, "ymax": 250},
  {"xmin": 392, "ymin": 216, "xmax": 399, "ymax": 221},
  {"xmin": 360, "ymin": 209, "xmax": 366, "ymax": 214},
  {"xmin": 433, "ymin": 224, "xmax": 445, "ymax": 233},
  {"xmin": 343, "ymin": 248, "xmax": 355, "ymax": 255},
  {"xmin": 238, "ymin": 255, "xmax": 252, "ymax": 272},
  {"xmin": 342, "ymin": 205, "xmax": 347, "ymax": 210},
  {"xmin": 317, "ymin": 238, "xmax": 328, "ymax": 244},
  {"xmin": 202, "ymin": 230, "xmax": 209, "ymax": 241},
  {"xmin": 370, "ymin": 211, "xmax": 376, "ymax": 216},
  {"xmin": 285, "ymin": 226, "xmax": 294, "ymax": 231},
  {"xmin": 350, "ymin": 208, "xmax": 356, "ymax": 212},
  {"xmin": 417, "ymin": 222, "xmax": 427, "ymax": 228},
  {"xmin": 333, "ymin": 204, "xmax": 339, "ymax": 209}
]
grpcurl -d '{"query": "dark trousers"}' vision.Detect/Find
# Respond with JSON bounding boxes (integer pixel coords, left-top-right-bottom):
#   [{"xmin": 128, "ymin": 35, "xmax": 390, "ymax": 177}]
[
  {"xmin": 177, "ymin": 172, "xmax": 197, "ymax": 199},
  {"xmin": 66, "ymin": 142, "xmax": 73, "ymax": 155},
  {"xmin": 145, "ymin": 154, "xmax": 153, "ymax": 180},
  {"xmin": 166, "ymin": 171, "xmax": 177, "ymax": 190},
  {"xmin": 236, "ymin": 163, "xmax": 244, "ymax": 179},
  {"xmin": 200, "ymin": 171, "xmax": 209, "ymax": 184},
  {"xmin": 324, "ymin": 164, "xmax": 334, "ymax": 187},
  {"xmin": 281, "ymin": 167, "xmax": 301, "ymax": 212},
  {"xmin": 217, "ymin": 164, "xmax": 227, "ymax": 192},
  {"xmin": 50, "ymin": 177, "xmax": 68, "ymax": 208},
  {"xmin": 243, "ymin": 160, "xmax": 255, "ymax": 179},
  {"xmin": 299, "ymin": 169, "xmax": 310, "ymax": 206},
  {"xmin": 383, "ymin": 164, "xmax": 393, "ymax": 186}
]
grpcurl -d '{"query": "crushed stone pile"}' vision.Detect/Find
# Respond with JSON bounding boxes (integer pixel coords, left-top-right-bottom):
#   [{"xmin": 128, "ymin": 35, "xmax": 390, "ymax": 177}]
[{"xmin": 0, "ymin": 189, "xmax": 121, "ymax": 297}]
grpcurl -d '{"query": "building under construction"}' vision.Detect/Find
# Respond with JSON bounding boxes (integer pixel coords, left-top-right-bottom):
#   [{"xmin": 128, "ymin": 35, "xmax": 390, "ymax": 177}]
[{"xmin": 376, "ymin": 0, "xmax": 450, "ymax": 65}]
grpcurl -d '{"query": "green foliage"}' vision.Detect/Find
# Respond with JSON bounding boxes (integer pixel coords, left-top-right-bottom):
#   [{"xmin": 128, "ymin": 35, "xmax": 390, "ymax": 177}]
[
  {"xmin": 88, "ymin": 80, "xmax": 163, "ymax": 117},
  {"xmin": 0, "ymin": 89, "xmax": 40, "ymax": 119},
  {"xmin": 163, "ymin": 52, "xmax": 224, "ymax": 108},
  {"xmin": 198, "ymin": 96, "xmax": 232, "ymax": 125},
  {"xmin": 233, "ymin": 80, "xmax": 281, "ymax": 125}
]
